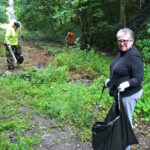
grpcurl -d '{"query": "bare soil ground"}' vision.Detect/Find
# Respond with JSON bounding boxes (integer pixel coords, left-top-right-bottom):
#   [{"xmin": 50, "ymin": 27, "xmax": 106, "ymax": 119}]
[{"xmin": 0, "ymin": 38, "xmax": 149, "ymax": 150}]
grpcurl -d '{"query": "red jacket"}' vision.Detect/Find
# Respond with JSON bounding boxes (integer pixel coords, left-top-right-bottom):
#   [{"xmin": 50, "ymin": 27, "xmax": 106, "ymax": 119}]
[{"xmin": 66, "ymin": 32, "xmax": 74, "ymax": 45}]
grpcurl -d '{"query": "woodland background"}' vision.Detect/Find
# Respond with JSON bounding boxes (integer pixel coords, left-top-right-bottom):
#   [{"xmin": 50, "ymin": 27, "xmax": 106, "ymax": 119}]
[{"xmin": 0, "ymin": 0, "xmax": 150, "ymax": 149}]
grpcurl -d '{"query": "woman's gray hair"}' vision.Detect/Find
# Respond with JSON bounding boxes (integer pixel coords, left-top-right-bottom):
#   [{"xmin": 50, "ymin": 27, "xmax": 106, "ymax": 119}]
[{"xmin": 116, "ymin": 28, "xmax": 134, "ymax": 40}]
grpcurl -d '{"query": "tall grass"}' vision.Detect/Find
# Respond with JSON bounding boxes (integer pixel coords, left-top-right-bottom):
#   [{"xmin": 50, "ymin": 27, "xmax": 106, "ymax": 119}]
[
  {"xmin": 0, "ymin": 77, "xmax": 38, "ymax": 149},
  {"xmin": 55, "ymin": 48, "xmax": 112, "ymax": 77},
  {"xmin": 134, "ymin": 64, "xmax": 150, "ymax": 121}
]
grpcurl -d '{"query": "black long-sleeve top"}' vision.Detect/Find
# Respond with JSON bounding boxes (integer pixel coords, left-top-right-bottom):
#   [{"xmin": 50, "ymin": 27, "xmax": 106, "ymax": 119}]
[{"xmin": 109, "ymin": 45, "xmax": 144, "ymax": 97}]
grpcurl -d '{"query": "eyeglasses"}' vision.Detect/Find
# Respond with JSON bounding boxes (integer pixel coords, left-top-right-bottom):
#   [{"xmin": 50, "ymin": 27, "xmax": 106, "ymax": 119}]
[{"xmin": 117, "ymin": 40, "xmax": 131, "ymax": 44}]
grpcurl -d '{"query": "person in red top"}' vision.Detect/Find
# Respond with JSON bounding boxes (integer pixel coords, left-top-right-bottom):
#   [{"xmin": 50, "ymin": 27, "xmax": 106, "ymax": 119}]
[{"xmin": 66, "ymin": 32, "xmax": 74, "ymax": 46}]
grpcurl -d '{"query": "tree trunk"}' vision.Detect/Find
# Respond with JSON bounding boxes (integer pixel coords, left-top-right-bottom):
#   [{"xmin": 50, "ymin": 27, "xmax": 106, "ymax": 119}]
[
  {"xmin": 41, "ymin": 1, "xmax": 59, "ymax": 39},
  {"xmin": 139, "ymin": 0, "xmax": 145, "ymax": 9},
  {"xmin": 120, "ymin": 0, "xmax": 126, "ymax": 27},
  {"xmin": 59, "ymin": 19, "xmax": 63, "ymax": 27},
  {"xmin": 79, "ymin": 11, "xmax": 88, "ymax": 49}
]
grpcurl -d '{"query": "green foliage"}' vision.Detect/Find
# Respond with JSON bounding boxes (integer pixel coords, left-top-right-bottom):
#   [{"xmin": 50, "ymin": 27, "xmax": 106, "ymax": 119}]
[
  {"xmin": 0, "ymin": 42, "xmax": 5, "ymax": 57},
  {"xmin": 93, "ymin": 22, "xmax": 119, "ymax": 51},
  {"xmin": 55, "ymin": 48, "xmax": 112, "ymax": 76},
  {"xmin": 147, "ymin": 22, "xmax": 150, "ymax": 34},
  {"xmin": 13, "ymin": 134, "xmax": 33, "ymax": 150},
  {"xmin": 1, "ymin": 73, "xmax": 111, "ymax": 141},
  {"xmin": 22, "ymin": 65, "xmax": 70, "ymax": 85},
  {"xmin": 13, "ymin": 0, "xmax": 121, "ymax": 50},
  {"xmin": 0, "ymin": 47, "xmax": 112, "ymax": 141},
  {"xmin": 134, "ymin": 65, "xmax": 150, "ymax": 121},
  {"xmin": 0, "ymin": 30, "xmax": 6, "ymax": 57},
  {"xmin": 136, "ymin": 39, "xmax": 150, "ymax": 63},
  {"xmin": 13, "ymin": 0, "xmax": 150, "ymax": 51},
  {"xmin": 0, "ymin": 78, "xmax": 38, "ymax": 149},
  {"xmin": 0, "ymin": 133, "xmax": 34, "ymax": 150},
  {"xmin": 0, "ymin": 45, "xmax": 150, "ymax": 143},
  {"xmin": 0, "ymin": 0, "xmax": 8, "ymax": 23},
  {"xmin": 0, "ymin": 29, "xmax": 5, "ymax": 40}
]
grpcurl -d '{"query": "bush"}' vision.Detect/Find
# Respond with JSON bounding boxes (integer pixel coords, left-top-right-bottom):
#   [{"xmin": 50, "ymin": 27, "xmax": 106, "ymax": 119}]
[
  {"xmin": 136, "ymin": 39, "xmax": 150, "ymax": 64},
  {"xmin": 0, "ymin": 6, "xmax": 8, "ymax": 23},
  {"xmin": 134, "ymin": 65, "xmax": 150, "ymax": 121},
  {"xmin": 55, "ymin": 48, "xmax": 112, "ymax": 77},
  {"xmin": 0, "ymin": 30, "xmax": 5, "ymax": 57}
]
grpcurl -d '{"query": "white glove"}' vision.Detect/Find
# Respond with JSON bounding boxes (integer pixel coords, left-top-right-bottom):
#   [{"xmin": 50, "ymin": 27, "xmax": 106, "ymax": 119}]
[
  {"xmin": 8, "ymin": 44, "xmax": 12, "ymax": 51},
  {"xmin": 104, "ymin": 78, "xmax": 110, "ymax": 88},
  {"xmin": 118, "ymin": 81, "xmax": 130, "ymax": 92}
]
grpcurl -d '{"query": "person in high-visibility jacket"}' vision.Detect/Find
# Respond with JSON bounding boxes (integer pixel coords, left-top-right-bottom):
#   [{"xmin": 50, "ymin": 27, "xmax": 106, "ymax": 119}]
[
  {"xmin": 66, "ymin": 32, "xmax": 74, "ymax": 46},
  {"xmin": 4, "ymin": 22, "xmax": 20, "ymax": 70}
]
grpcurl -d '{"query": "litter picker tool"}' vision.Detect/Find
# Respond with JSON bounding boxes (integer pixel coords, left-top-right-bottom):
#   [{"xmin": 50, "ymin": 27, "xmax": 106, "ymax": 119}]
[
  {"xmin": 8, "ymin": 45, "xmax": 17, "ymax": 63},
  {"xmin": 8, "ymin": 45, "xmax": 21, "ymax": 68},
  {"xmin": 92, "ymin": 85, "xmax": 105, "ymax": 125}
]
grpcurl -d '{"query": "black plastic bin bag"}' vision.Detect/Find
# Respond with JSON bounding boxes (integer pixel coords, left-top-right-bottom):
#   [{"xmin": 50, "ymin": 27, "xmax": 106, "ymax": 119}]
[
  {"xmin": 15, "ymin": 45, "xmax": 24, "ymax": 64},
  {"xmin": 92, "ymin": 92, "xmax": 138, "ymax": 150}
]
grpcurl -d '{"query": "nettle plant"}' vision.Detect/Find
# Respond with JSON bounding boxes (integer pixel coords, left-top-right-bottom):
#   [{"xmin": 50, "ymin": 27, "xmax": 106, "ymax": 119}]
[{"xmin": 136, "ymin": 39, "xmax": 150, "ymax": 64}]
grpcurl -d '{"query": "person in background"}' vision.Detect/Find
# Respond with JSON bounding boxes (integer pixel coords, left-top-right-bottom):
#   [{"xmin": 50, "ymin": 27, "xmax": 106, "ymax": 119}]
[
  {"xmin": 4, "ymin": 22, "xmax": 20, "ymax": 70},
  {"xmin": 66, "ymin": 32, "xmax": 74, "ymax": 46},
  {"xmin": 104, "ymin": 28, "xmax": 144, "ymax": 150}
]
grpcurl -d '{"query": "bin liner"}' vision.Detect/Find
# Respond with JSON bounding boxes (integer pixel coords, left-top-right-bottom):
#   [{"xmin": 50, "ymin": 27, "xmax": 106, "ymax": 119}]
[
  {"xmin": 15, "ymin": 45, "xmax": 24, "ymax": 64},
  {"xmin": 92, "ymin": 93, "xmax": 138, "ymax": 150}
]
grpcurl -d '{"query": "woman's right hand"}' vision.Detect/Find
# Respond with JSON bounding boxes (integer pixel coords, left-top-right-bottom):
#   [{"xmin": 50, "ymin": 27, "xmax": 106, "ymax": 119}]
[{"xmin": 104, "ymin": 78, "xmax": 110, "ymax": 88}]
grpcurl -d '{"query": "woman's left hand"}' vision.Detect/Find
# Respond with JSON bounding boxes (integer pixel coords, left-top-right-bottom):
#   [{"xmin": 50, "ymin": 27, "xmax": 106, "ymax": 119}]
[{"xmin": 118, "ymin": 81, "xmax": 130, "ymax": 92}]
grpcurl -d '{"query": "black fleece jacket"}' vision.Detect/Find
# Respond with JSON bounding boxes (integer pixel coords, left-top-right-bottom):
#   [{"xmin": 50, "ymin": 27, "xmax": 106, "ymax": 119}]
[{"xmin": 109, "ymin": 45, "xmax": 144, "ymax": 97}]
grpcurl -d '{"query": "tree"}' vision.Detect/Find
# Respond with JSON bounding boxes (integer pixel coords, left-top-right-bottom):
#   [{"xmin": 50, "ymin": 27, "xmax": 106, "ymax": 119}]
[
  {"xmin": 13, "ymin": 0, "xmax": 150, "ymax": 52},
  {"xmin": 120, "ymin": 0, "xmax": 126, "ymax": 27}
]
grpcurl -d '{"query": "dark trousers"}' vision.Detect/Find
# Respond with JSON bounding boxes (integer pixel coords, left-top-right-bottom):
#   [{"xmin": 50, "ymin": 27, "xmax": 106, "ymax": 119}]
[{"xmin": 4, "ymin": 44, "xmax": 18, "ymax": 69}]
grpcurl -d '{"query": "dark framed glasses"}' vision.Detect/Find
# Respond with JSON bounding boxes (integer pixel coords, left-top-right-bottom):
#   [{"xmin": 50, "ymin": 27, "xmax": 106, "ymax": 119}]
[{"xmin": 117, "ymin": 40, "xmax": 131, "ymax": 44}]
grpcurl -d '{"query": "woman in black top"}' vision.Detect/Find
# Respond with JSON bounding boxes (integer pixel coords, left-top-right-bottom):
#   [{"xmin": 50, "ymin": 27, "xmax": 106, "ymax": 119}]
[{"xmin": 105, "ymin": 28, "xmax": 144, "ymax": 150}]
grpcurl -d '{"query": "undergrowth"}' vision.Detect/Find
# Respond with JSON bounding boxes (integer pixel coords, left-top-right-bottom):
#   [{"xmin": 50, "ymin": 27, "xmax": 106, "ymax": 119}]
[
  {"xmin": 0, "ymin": 29, "xmax": 5, "ymax": 57},
  {"xmin": 0, "ymin": 79, "xmax": 39, "ymax": 149},
  {"xmin": 0, "ymin": 37, "xmax": 150, "ymax": 148}
]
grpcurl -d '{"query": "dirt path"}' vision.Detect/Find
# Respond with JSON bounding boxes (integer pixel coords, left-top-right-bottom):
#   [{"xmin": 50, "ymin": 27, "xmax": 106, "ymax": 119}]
[
  {"xmin": 133, "ymin": 120, "xmax": 150, "ymax": 150},
  {"xmin": 0, "ymin": 39, "xmax": 48, "ymax": 76},
  {"xmin": 0, "ymin": 38, "xmax": 150, "ymax": 150},
  {"xmin": 17, "ymin": 105, "xmax": 91, "ymax": 150}
]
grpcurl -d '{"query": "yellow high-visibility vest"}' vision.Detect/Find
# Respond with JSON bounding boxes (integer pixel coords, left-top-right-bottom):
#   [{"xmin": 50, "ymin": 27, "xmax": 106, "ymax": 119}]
[{"xmin": 4, "ymin": 27, "xmax": 19, "ymax": 45}]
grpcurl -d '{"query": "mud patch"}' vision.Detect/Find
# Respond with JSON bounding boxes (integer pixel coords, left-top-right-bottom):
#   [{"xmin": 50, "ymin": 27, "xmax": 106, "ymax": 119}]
[
  {"xmin": 23, "ymin": 50, "xmax": 48, "ymax": 69},
  {"xmin": 133, "ymin": 121, "xmax": 150, "ymax": 150}
]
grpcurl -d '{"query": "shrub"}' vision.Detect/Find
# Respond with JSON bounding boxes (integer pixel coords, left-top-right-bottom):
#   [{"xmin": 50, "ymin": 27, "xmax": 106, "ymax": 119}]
[{"xmin": 136, "ymin": 39, "xmax": 150, "ymax": 64}]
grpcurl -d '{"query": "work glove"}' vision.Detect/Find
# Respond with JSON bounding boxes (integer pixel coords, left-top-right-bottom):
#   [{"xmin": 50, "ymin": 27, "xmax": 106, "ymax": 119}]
[
  {"xmin": 7, "ymin": 44, "xmax": 17, "ymax": 63},
  {"xmin": 118, "ymin": 81, "xmax": 130, "ymax": 92},
  {"xmin": 104, "ymin": 78, "xmax": 110, "ymax": 88},
  {"xmin": 7, "ymin": 44, "xmax": 12, "ymax": 51}
]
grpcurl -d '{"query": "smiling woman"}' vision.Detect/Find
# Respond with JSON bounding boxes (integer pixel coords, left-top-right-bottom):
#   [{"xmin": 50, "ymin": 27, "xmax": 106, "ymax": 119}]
[
  {"xmin": 117, "ymin": 28, "xmax": 134, "ymax": 52},
  {"xmin": 104, "ymin": 28, "xmax": 144, "ymax": 150}
]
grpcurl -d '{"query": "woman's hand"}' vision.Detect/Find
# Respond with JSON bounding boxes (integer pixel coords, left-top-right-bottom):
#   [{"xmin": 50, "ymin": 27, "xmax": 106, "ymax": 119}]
[
  {"xmin": 104, "ymin": 78, "xmax": 110, "ymax": 88},
  {"xmin": 118, "ymin": 81, "xmax": 130, "ymax": 92}
]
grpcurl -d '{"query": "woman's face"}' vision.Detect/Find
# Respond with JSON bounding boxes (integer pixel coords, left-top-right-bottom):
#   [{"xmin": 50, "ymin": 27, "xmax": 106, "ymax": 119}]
[{"xmin": 117, "ymin": 33, "xmax": 134, "ymax": 52}]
